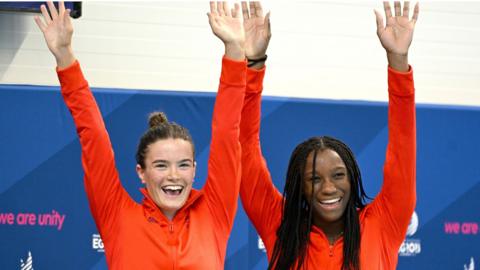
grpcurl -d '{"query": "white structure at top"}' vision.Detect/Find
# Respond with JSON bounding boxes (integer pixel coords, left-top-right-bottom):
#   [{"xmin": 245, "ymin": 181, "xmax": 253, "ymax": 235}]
[{"xmin": 1, "ymin": 1, "xmax": 479, "ymax": 106}]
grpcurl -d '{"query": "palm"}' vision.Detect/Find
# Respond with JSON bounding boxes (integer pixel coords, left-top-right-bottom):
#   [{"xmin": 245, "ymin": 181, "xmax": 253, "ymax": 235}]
[
  {"xmin": 375, "ymin": 2, "xmax": 419, "ymax": 55},
  {"xmin": 210, "ymin": 15, "xmax": 245, "ymax": 44},
  {"xmin": 43, "ymin": 20, "xmax": 73, "ymax": 54},
  {"xmin": 244, "ymin": 17, "xmax": 269, "ymax": 59},
  {"xmin": 34, "ymin": 2, "xmax": 73, "ymax": 57},
  {"xmin": 378, "ymin": 16, "xmax": 414, "ymax": 55}
]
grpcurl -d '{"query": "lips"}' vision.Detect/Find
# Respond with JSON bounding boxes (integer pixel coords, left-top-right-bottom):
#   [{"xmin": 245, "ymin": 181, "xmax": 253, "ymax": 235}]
[
  {"xmin": 318, "ymin": 197, "xmax": 342, "ymax": 210},
  {"xmin": 320, "ymin": 197, "xmax": 341, "ymax": 204},
  {"xmin": 161, "ymin": 185, "xmax": 184, "ymax": 196}
]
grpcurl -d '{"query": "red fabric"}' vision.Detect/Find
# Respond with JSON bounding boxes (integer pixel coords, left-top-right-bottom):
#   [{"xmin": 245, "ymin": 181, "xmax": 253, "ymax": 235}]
[
  {"xmin": 57, "ymin": 57, "xmax": 246, "ymax": 269},
  {"xmin": 240, "ymin": 66, "xmax": 416, "ymax": 270}
]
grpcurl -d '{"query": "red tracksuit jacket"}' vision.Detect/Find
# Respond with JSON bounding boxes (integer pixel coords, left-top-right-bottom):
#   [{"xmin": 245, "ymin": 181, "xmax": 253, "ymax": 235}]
[
  {"xmin": 240, "ymin": 66, "xmax": 416, "ymax": 270},
  {"xmin": 57, "ymin": 57, "xmax": 246, "ymax": 269}
]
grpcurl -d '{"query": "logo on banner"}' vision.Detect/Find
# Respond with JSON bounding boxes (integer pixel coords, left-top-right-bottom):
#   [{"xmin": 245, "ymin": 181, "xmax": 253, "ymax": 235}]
[
  {"xmin": 399, "ymin": 211, "xmax": 421, "ymax": 256},
  {"xmin": 20, "ymin": 251, "xmax": 34, "ymax": 270},
  {"xmin": 92, "ymin": 234, "xmax": 105, "ymax": 253},
  {"xmin": 258, "ymin": 236, "xmax": 266, "ymax": 252},
  {"xmin": 464, "ymin": 257, "xmax": 475, "ymax": 270}
]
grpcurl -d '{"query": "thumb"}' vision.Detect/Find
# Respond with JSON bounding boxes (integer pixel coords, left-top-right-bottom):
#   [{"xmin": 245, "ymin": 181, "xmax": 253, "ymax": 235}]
[
  {"xmin": 265, "ymin": 11, "xmax": 271, "ymax": 38},
  {"xmin": 374, "ymin": 9, "xmax": 384, "ymax": 37}
]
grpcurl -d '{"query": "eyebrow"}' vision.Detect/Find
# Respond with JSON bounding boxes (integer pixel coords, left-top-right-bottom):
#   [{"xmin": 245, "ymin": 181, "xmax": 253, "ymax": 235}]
[
  {"xmin": 304, "ymin": 166, "xmax": 347, "ymax": 175},
  {"xmin": 152, "ymin": 159, "xmax": 193, "ymax": 165}
]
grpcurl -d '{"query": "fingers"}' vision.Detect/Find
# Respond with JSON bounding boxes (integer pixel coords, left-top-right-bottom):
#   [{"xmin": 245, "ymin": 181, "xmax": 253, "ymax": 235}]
[
  {"xmin": 232, "ymin": 3, "xmax": 241, "ymax": 19},
  {"xmin": 47, "ymin": 2, "xmax": 58, "ymax": 20},
  {"xmin": 403, "ymin": 1, "xmax": 410, "ymax": 18},
  {"xmin": 241, "ymin": 2, "xmax": 249, "ymax": 20},
  {"xmin": 383, "ymin": 1, "xmax": 392, "ymax": 19},
  {"xmin": 224, "ymin": 1, "xmax": 231, "ymax": 17},
  {"xmin": 59, "ymin": 1, "xmax": 65, "ymax": 16},
  {"xmin": 217, "ymin": 2, "xmax": 225, "ymax": 16},
  {"xmin": 242, "ymin": 1, "xmax": 265, "ymax": 19},
  {"xmin": 34, "ymin": 16, "xmax": 46, "ymax": 32},
  {"xmin": 40, "ymin": 4, "xmax": 52, "ymax": 25},
  {"xmin": 212, "ymin": 1, "xmax": 244, "ymax": 18},
  {"xmin": 209, "ymin": 2, "xmax": 217, "ymax": 15},
  {"xmin": 394, "ymin": 1, "xmax": 401, "ymax": 17},
  {"xmin": 249, "ymin": 2, "xmax": 255, "ymax": 18},
  {"xmin": 254, "ymin": 2, "xmax": 263, "ymax": 17},
  {"xmin": 384, "ymin": 1, "xmax": 416, "ymax": 19},
  {"xmin": 412, "ymin": 2, "xmax": 419, "ymax": 22},
  {"xmin": 64, "ymin": 9, "xmax": 73, "ymax": 27}
]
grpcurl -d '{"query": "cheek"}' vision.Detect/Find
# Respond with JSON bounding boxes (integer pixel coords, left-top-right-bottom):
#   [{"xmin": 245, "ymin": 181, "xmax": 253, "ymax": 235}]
[
  {"xmin": 145, "ymin": 171, "xmax": 166, "ymax": 184},
  {"xmin": 182, "ymin": 171, "xmax": 195, "ymax": 184},
  {"xmin": 303, "ymin": 183, "xmax": 313, "ymax": 197}
]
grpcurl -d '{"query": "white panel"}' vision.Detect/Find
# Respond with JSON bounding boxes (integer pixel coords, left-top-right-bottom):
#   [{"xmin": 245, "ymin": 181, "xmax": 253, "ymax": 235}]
[{"xmin": 1, "ymin": 1, "xmax": 479, "ymax": 106}]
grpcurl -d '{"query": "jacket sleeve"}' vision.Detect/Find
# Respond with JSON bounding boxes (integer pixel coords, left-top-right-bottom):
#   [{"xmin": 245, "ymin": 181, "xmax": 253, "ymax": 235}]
[
  {"xmin": 57, "ymin": 61, "xmax": 132, "ymax": 242},
  {"xmin": 369, "ymin": 66, "xmax": 416, "ymax": 248},
  {"xmin": 203, "ymin": 56, "xmax": 246, "ymax": 236},
  {"xmin": 239, "ymin": 66, "xmax": 283, "ymax": 242}
]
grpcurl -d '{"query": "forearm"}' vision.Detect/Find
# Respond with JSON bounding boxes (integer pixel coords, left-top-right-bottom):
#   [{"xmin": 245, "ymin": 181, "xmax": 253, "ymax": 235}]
[
  {"xmin": 57, "ymin": 61, "xmax": 127, "ymax": 232},
  {"xmin": 204, "ymin": 56, "xmax": 246, "ymax": 231},
  {"xmin": 240, "ymin": 66, "xmax": 282, "ymax": 237},
  {"xmin": 240, "ymin": 67, "xmax": 265, "ymax": 145},
  {"xmin": 378, "ymin": 66, "xmax": 416, "ymax": 234}
]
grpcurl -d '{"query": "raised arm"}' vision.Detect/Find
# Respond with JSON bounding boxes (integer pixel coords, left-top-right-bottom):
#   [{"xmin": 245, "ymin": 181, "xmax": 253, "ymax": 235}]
[
  {"xmin": 239, "ymin": 1, "xmax": 282, "ymax": 240},
  {"xmin": 371, "ymin": 1, "xmax": 418, "ymax": 242},
  {"xmin": 204, "ymin": 1, "xmax": 247, "ymax": 234},
  {"xmin": 35, "ymin": 2, "xmax": 130, "ymax": 239}
]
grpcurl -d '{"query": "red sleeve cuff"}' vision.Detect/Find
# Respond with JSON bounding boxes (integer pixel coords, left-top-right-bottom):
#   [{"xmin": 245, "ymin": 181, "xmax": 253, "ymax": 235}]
[
  {"xmin": 56, "ymin": 60, "xmax": 88, "ymax": 93},
  {"xmin": 388, "ymin": 65, "xmax": 414, "ymax": 97},
  {"xmin": 246, "ymin": 66, "xmax": 266, "ymax": 94},
  {"xmin": 221, "ymin": 55, "xmax": 247, "ymax": 86}
]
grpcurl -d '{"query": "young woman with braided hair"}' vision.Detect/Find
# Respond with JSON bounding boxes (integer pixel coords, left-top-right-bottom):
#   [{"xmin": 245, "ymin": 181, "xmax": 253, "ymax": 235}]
[
  {"xmin": 34, "ymin": 1, "xmax": 250, "ymax": 269},
  {"xmin": 239, "ymin": 1, "xmax": 418, "ymax": 269}
]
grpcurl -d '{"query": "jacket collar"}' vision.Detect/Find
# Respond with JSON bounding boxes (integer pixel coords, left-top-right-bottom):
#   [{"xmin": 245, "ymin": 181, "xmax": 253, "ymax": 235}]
[{"xmin": 140, "ymin": 187, "xmax": 203, "ymax": 224}]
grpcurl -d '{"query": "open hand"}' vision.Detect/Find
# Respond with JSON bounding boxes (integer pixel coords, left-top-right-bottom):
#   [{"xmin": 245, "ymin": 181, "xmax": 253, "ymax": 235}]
[
  {"xmin": 375, "ymin": 1, "xmax": 419, "ymax": 71},
  {"xmin": 375, "ymin": 1, "xmax": 419, "ymax": 55},
  {"xmin": 242, "ymin": 1, "xmax": 271, "ymax": 60},
  {"xmin": 34, "ymin": 1, "xmax": 75, "ymax": 68},
  {"xmin": 208, "ymin": 1, "xmax": 245, "ymax": 60}
]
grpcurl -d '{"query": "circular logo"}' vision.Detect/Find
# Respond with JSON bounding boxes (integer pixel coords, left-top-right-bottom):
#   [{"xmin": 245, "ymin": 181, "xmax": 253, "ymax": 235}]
[{"xmin": 406, "ymin": 211, "xmax": 418, "ymax": 237}]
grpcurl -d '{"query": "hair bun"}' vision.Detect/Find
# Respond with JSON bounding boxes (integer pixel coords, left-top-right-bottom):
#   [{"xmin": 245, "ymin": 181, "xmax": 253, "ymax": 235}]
[{"xmin": 148, "ymin": 111, "xmax": 169, "ymax": 128}]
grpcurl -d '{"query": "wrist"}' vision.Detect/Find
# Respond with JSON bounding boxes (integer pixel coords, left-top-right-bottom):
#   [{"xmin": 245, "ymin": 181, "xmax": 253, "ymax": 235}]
[
  {"xmin": 247, "ymin": 55, "xmax": 267, "ymax": 69},
  {"xmin": 387, "ymin": 52, "xmax": 409, "ymax": 72},
  {"xmin": 225, "ymin": 43, "xmax": 245, "ymax": 61},
  {"xmin": 54, "ymin": 46, "xmax": 76, "ymax": 69}
]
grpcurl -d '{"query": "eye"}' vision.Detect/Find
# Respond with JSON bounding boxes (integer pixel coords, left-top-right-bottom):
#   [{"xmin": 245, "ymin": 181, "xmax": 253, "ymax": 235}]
[
  {"xmin": 179, "ymin": 163, "xmax": 192, "ymax": 169},
  {"xmin": 333, "ymin": 172, "xmax": 346, "ymax": 180},
  {"xmin": 155, "ymin": 164, "xmax": 167, "ymax": 169},
  {"xmin": 309, "ymin": 176, "xmax": 321, "ymax": 183}
]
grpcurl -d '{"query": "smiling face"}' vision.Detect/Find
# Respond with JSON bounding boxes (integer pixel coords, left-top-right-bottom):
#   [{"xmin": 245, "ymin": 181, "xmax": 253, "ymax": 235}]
[
  {"xmin": 303, "ymin": 148, "xmax": 351, "ymax": 229},
  {"xmin": 136, "ymin": 138, "xmax": 196, "ymax": 220}
]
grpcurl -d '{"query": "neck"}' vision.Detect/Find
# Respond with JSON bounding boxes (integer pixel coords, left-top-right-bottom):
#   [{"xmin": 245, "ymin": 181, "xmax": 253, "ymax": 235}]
[
  {"xmin": 313, "ymin": 217, "xmax": 344, "ymax": 245},
  {"xmin": 161, "ymin": 209, "xmax": 176, "ymax": 221}
]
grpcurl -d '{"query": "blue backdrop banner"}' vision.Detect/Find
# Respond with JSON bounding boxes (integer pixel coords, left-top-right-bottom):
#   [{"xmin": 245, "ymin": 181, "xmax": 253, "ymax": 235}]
[{"xmin": 0, "ymin": 84, "xmax": 478, "ymax": 269}]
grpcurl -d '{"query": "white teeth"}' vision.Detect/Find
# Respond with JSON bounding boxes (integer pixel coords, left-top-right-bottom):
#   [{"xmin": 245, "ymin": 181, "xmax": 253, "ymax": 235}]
[
  {"xmin": 162, "ymin": 185, "xmax": 183, "ymax": 191},
  {"xmin": 321, "ymin": 198, "xmax": 341, "ymax": 204}
]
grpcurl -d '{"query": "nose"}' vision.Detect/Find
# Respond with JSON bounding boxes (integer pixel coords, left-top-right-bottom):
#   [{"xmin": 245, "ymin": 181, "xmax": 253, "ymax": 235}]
[
  {"xmin": 167, "ymin": 167, "xmax": 180, "ymax": 181},
  {"xmin": 320, "ymin": 179, "xmax": 337, "ymax": 194}
]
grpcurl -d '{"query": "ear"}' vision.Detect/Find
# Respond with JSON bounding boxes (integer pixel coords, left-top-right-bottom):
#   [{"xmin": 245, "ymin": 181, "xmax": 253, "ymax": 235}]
[
  {"xmin": 136, "ymin": 164, "xmax": 146, "ymax": 184},
  {"xmin": 192, "ymin": 161, "xmax": 197, "ymax": 179}
]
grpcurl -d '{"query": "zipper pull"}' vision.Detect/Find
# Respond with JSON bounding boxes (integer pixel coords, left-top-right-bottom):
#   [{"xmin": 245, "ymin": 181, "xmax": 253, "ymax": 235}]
[
  {"xmin": 329, "ymin": 245, "xmax": 333, "ymax": 257},
  {"xmin": 169, "ymin": 223, "xmax": 174, "ymax": 233}
]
